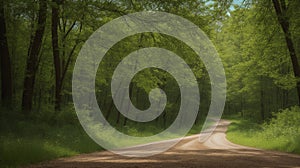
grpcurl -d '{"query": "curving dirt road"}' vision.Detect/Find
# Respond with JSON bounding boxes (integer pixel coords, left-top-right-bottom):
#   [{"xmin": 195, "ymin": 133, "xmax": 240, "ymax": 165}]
[{"xmin": 27, "ymin": 120, "xmax": 300, "ymax": 168}]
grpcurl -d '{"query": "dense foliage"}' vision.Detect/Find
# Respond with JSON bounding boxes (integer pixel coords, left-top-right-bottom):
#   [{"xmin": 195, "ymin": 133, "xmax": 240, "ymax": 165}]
[
  {"xmin": 227, "ymin": 106, "xmax": 300, "ymax": 154},
  {"xmin": 0, "ymin": 0, "xmax": 299, "ymax": 167}
]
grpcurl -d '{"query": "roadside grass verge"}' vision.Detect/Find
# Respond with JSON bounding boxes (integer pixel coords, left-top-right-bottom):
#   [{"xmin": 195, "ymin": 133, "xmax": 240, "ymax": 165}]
[
  {"xmin": 0, "ymin": 123, "xmax": 102, "ymax": 167},
  {"xmin": 226, "ymin": 106, "xmax": 300, "ymax": 155},
  {"xmin": 0, "ymin": 110, "xmax": 205, "ymax": 167}
]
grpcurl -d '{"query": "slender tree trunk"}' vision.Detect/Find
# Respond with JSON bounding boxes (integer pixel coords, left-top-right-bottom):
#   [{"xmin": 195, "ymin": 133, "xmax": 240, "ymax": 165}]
[
  {"xmin": 283, "ymin": 90, "xmax": 288, "ymax": 108},
  {"xmin": 116, "ymin": 91, "xmax": 126, "ymax": 125},
  {"xmin": 51, "ymin": 0, "xmax": 62, "ymax": 111},
  {"xmin": 123, "ymin": 84, "xmax": 134, "ymax": 126},
  {"xmin": 272, "ymin": 0, "xmax": 300, "ymax": 105},
  {"xmin": 22, "ymin": 0, "xmax": 47, "ymax": 114},
  {"xmin": 260, "ymin": 79, "xmax": 265, "ymax": 121},
  {"xmin": 37, "ymin": 88, "xmax": 42, "ymax": 113},
  {"xmin": 0, "ymin": 0, "xmax": 12, "ymax": 108},
  {"xmin": 163, "ymin": 111, "xmax": 167, "ymax": 128},
  {"xmin": 105, "ymin": 100, "xmax": 114, "ymax": 120},
  {"xmin": 116, "ymin": 109, "xmax": 121, "ymax": 125},
  {"xmin": 106, "ymin": 82, "xmax": 122, "ymax": 121},
  {"xmin": 51, "ymin": 0, "xmax": 80, "ymax": 111},
  {"xmin": 240, "ymin": 95, "xmax": 244, "ymax": 118}
]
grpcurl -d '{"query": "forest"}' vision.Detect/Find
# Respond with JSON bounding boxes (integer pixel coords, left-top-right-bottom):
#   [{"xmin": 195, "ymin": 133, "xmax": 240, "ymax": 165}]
[{"xmin": 1, "ymin": 0, "xmax": 300, "ymax": 167}]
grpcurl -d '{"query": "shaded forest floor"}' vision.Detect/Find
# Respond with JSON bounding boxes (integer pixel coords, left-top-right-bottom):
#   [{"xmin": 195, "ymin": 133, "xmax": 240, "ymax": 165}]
[
  {"xmin": 0, "ymin": 109, "xmax": 204, "ymax": 167},
  {"xmin": 0, "ymin": 119, "xmax": 102, "ymax": 167}
]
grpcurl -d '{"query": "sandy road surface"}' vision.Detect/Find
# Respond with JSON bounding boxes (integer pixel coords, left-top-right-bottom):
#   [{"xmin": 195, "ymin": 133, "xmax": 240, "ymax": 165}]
[{"xmin": 27, "ymin": 120, "xmax": 300, "ymax": 168}]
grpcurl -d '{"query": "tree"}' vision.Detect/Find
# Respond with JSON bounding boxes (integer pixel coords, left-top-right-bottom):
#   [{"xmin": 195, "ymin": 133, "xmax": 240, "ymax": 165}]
[
  {"xmin": 51, "ymin": 0, "xmax": 84, "ymax": 111},
  {"xmin": 22, "ymin": 0, "xmax": 47, "ymax": 114},
  {"xmin": 271, "ymin": 0, "xmax": 300, "ymax": 105},
  {"xmin": 51, "ymin": 0, "xmax": 61, "ymax": 111},
  {"xmin": 0, "ymin": 0, "xmax": 12, "ymax": 107},
  {"xmin": 216, "ymin": 2, "xmax": 299, "ymax": 120},
  {"xmin": 0, "ymin": 0, "xmax": 13, "ymax": 108}
]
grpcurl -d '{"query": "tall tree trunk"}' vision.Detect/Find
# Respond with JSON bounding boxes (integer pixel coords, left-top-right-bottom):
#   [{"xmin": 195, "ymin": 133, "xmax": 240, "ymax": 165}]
[
  {"xmin": 123, "ymin": 83, "xmax": 134, "ymax": 126},
  {"xmin": 105, "ymin": 100, "xmax": 114, "ymax": 120},
  {"xmin": 51, "ymin": 0, "xmax": 80, "ymax": 111},
  {"xmin": 260, "ymin": 79, "xmax": 265, "ymax": 121},
  {"xmin": 272, "ymin": 0, "xmax": 300, "ymax": 105},
  {"xmin": 22, "ymin": 0, "xmax": 47, "ymax": 114},
  {"xmin": 51, "ymin": 0, "xmax": 62, "ymax": 111},
  {"xmin": 0, "ymin": 0, "xmax": 12, "ymax": 107}
]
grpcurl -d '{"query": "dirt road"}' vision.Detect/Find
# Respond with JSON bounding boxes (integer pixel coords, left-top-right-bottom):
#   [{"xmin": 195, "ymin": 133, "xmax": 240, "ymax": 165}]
[{"xmin": 27, "ymin": 120, "xmax": 300, "ymax": 168}]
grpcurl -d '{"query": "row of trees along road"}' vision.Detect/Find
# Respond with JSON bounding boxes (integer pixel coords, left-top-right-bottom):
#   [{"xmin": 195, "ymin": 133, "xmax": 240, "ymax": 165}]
[{"xmin": 0, "ymin": 0, "xmax": 299, "ymax": 126}]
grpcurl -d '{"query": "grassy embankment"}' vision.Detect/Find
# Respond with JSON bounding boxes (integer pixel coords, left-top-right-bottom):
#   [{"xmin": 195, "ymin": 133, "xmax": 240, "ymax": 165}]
[
  {"xmin": 0, "ymin": 108, "xmax": 205, "ymax": 167},
  {"xmin": 226, "ymin": 106, "xmax": 300, "ymax": 155},
  {"xmin": 0, "ymin": 112, "xmax": 102, "ymax": 167}
]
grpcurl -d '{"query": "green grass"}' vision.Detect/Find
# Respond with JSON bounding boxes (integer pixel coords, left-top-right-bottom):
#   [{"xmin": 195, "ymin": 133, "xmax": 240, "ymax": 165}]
[
  {"xmin": 226, "ymin": 107, "xmax": 300, "ymax": 155},
  {"xmin": 1, "ymin": 137, "xmax": 76, "ymax": 167},
  {"xmin": 0, "ymin": 121, "xmax": 103, "ymax": 167},
  {"xmin": 4, "ymin": 107, "xmax": 299, "ymax": 168},
  {"xmin": 226, "ymin": 120, "xmax": 298, "ymax": 153},
  {"xmin": 0, "ymin": 114, "xmax": 205, "ymax": 168}
]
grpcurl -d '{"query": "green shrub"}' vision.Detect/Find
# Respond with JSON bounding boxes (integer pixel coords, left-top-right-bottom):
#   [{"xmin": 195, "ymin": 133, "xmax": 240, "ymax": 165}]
[
  {"xmin": 262, "ymin": 106, "xmax": 300, "ymax": 139},
  {"xmin": 227, "ymin": 106, "xmax": 300, "ymax": 154}
]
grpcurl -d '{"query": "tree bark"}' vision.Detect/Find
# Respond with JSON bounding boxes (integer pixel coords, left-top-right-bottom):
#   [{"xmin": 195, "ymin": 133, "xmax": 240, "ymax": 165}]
[
  {"xmin": 22, "ymin": 0, "xmax": 47, "ymax": 114},
  {"xmin": 0, "ymin": 0, "xmax": 13, "ymax": 107},
  {"xmin": 260, "ymin": 79, "xmax": 265, "ymax": 121},
  {"xmin": 123, "ymin": 83, "xmax": 133, "ymax": 126},
  {"xmin": 51, "ymin": 0, "xmax": 62, "ymax": 111},
  {"xmin": 272, "ymin": 0, "xmax": 300, "ymax": 105},
  {"xmin": 52, "ymin": 0, "xmax": 81, "ymax": 111}
]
